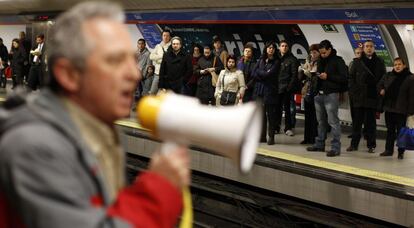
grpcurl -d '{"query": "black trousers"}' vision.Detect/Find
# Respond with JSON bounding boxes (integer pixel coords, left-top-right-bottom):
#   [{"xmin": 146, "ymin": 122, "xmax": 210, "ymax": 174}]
[
  {"xmin": 0, "ymin": 69, "xmax": 6, "ymax": 88},
  {"xmin": 275, "ymin": 92, "xmax": 293, "ymax": 132},
  {"xmin": 243, "ymin": 89, "xmax": 254, "ymax": 103},
  {"xmin": 261, "ymin": 104, "xmax": 277, "ymax": 139},
  {"xmin": 199, "ymin": 97, "xmax": 215, "ymax": 106},
  {"xmin": 351, "ymin": 107, "xmax": 377, "ymax": 149},
  {"xmin": 304, "ymin": 97, "xmax": 318, "ymax": 143},
  {"xmin": 27, "ymin": 64, "xmax": 43, "ymax": 91},
  {"xmin": 385, "ymin": 112, "xmax": 406, "ymax": 153}
]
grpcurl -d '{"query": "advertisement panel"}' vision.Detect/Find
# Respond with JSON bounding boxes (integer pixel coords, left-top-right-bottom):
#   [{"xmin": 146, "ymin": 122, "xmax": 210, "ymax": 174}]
[{"xmin": 137, "ymin": 24, "xmax": 309, "ymax": 61}]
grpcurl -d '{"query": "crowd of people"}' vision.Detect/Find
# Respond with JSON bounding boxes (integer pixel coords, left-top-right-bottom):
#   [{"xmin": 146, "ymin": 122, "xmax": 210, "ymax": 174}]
[
  {"xmin": 0, "ymin": 2, "xmax": 413, "ymax": 227},
  {"xmin": 0, "ymin": 33, "xmax": 46, "ymax": 91},
  {"xmin": 134, "ymin": 32, "xmax": 414, "ymax": 158}
]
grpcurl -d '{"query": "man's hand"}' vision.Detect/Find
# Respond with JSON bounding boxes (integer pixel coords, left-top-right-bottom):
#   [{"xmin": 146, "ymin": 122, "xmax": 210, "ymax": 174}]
[
  {"xmin": 149, "ymin": 146, "xmax": 190, "ymax": 189},
  {"xmin": 319, "ymin": 72, "xmax": 328, "ymax": 80},
  {"xmin": 380, "ymin": 89, "xmax": 385, "ymax": 96}
]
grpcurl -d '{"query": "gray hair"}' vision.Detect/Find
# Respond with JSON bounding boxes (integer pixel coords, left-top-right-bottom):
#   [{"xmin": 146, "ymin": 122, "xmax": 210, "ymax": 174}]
[
  {"xmin": 48, "ymin": 1, "xmax": 124, "ymax": 71},
  {"xmin": 171, "ymin": 36, "xmax": 182, "ymax": 44}
]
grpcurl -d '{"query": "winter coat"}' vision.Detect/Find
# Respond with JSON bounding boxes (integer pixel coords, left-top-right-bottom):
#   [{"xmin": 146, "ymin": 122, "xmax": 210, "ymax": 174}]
[
  {"xmin": 316, "ymin": 49, "xmax": 348, "ymax": 95},
  {"xmin": 136, "ymin": 48, "xmax": 151, "ymax": 78},
  {"xmin": 237, "ymin": 56, "xmax": 257, "ymax": 89},
  {"xmin": 0, "ymin": 90, "xmax": 183, "ymax": 228},
  {"xmin": 252, "ymin": 56, "xmax": 280, "ymax": 104},
  {"xmin": 396, "ymin": 75, "xmax": 414, "ymax": 115},
  {"xmin": 277, "ymin": 52, "xmax": 299, "ymax": 94},
  {"xmin": 11, "ymin": 47, "xmax": 27, "ymax": 75},
  {"xmin": 194, "ymin": 55, "xmax": 224, "ymax": 100},
  {"xmin": 149, "ymin": 41, "xmax": 170, "ymax": 75},
  {"xmin": 0, "ymin": 44, "xmax": 8, "ymax": 65},
  {"xmin": 377, "ymin": 68, "xmax": 412, "ymax": 113},
  {"xmin": 159, "ymin": 49, "xmax": 192, "ymax": 93},
  {"xmin": 349, "ymin": 53, "xmax": 386, "ymax": 109},
  {"xmin": 214, "ymin": 69, "xmax": 246, "ymax": 105},
  {"xmin": 188, "ymin": 55, "xmax": 201, "ymax": 85},
  {"xmin": 213, "ymin": 48, "xmax": 228, "ymax": 69},
  {"xmin": 141, "ymin": 73, "xmax": 155, "ymax": 96},
  {"xmin": 301, "ymin": 57, "xmax": 319, "ymax": 97}
]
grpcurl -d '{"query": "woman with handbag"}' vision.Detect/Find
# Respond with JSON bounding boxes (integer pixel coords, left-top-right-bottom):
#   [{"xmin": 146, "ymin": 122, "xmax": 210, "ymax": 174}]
[
  {"xmin": 395, "ymin": 61, "xmax": 414, "ymax": 159},
  {"xmin": 215, "ymin": 55, "xmax": 245, "ymax": 106},
  {"xmin": 252, "ymin": 41, "xmax": 280, "ymax": 145},
  {"xmin": 300, "ymin": 44, "xmax": 320, "ymax": 144},
  {"xmin": 378, "ymin": 57, "xmax": 413, "ymax": 159}
]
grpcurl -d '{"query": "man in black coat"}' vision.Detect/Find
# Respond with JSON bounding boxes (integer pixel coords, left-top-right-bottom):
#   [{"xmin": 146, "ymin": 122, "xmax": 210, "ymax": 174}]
[
  {"xmin": 0, "ymin": 38, "xmax": 8, "ymax": 88},
  {"xmin": 306, "ymin": 40, "xmax": 348, "ymax": 157},
  {"xmin": 275, "ymin": 40, "xmax": 299, "ymax": 136},
  {"xmin": 27, "ymin": 34, "xmax": 47, "ymax": 91},
  {"xmin": 158, "ymin": 36, "xmax": 192, "ymax": 94},
  {"xmin": 19, "ymin": 31, "xmax": 32, "ymax": 83},
  {"xmin": 194, "ymin": 46, "xmax": 223, "ymax": 105},
  {"xmin": 348, "ymin": 40, "xmax": 386, "ymax": 153}
]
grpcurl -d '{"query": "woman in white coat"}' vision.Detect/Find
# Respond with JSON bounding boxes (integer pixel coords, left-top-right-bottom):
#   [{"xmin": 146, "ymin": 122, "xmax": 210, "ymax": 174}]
[{"xmin": 215, "ymin": 55, "xmax": 246, "ymax": 106}]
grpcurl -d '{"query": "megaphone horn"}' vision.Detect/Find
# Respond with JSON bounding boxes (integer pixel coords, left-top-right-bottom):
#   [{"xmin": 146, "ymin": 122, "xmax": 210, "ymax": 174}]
[{"xmin": 137, "ymin": 93, "xmax": 262, "ymax": 173}]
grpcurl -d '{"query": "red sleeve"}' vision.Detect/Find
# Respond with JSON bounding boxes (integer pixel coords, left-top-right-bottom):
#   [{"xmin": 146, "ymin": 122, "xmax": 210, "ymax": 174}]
[{"xmin": 108, "ymin": 171, "xmax": 183, "ymax": 228}]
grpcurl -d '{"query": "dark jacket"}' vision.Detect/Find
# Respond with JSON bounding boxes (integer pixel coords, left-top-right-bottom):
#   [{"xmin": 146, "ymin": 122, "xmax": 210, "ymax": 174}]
[
  {"xmin": 29, "ymin": 42, "xmax": 46, "ymax": 65},
  {"xmin": 11, "ymin": 47, "xmax": 27, "ymax": 75},
  {"xmin": 194, "ymin": 54, "xmax": 223, "ymax": 100},
  {"xmin": 19, "ymin": 38, "xmax": 31, "ymax": 57},
  {"xmin": 377, "ymin": 68, "xmax": 412, "ymax": 114},
  {"xmin": 159, "ymin": 49, "xmax": 192, "ymax": 93},
  {"xmin": 396, "ymin": 75, "xmax": 414, "ymax": 115},
  {"xmin": 252, "ymin": 56, "xmax": 280, "ymax": 104},
  {"xmin": 237, "ymin": 56, "xmax": 257, "ymax": 89},
  {"xmin": 316, "ymin": 49, "xmax": 348, "ymax": 95},
  {"xmin": 0, "ymin": 44, "xmax": 8, "ymax": 66},
  {"xmin": 349, "ymin": 53, "xmax": 386, "ymax": 109},
  {"xmin": 277, "ymin": 52, "xmax": 299, "ymax": 94}
]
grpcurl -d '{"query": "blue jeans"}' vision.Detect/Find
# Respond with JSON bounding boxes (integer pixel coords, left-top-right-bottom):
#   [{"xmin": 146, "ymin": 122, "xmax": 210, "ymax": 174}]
[{"xmin": 313, "ymin": 93, "xmax": 341, "ymax": 152}]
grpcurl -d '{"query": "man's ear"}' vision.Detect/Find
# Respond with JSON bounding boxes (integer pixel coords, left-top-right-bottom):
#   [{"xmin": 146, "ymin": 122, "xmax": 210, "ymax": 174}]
[{"xmin": 52, "ymin": 58, "xmax": 81, "ymax": 93}]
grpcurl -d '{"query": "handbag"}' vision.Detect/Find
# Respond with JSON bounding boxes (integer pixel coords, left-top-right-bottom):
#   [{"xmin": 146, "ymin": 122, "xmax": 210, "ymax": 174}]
[
  {"xmin": 219, "ymin": 73, "xmax": 237, "ymax": 106},
  {"xmin": 397, "ymin": 115, "xmax": 414, "ymax": 150}
]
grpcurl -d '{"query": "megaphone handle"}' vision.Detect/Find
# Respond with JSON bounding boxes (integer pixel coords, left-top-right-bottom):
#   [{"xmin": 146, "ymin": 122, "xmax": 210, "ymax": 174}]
[{"xmin": 160, "ymin": 141, "xmax": 193, "ymax": 228}]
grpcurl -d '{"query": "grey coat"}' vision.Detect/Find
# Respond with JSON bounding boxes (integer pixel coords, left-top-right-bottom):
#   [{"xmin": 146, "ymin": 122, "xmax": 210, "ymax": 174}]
[
  {"xmin": 137, "ymin": 48, "xmax": 152, "ymax": 78},
  {"xmin": 0, "ymin": 90, "xmax": 129, "ymax": 228},
  {"xmin": 0, "ymin": 90, "xmax": 183, "ymax": 228}
]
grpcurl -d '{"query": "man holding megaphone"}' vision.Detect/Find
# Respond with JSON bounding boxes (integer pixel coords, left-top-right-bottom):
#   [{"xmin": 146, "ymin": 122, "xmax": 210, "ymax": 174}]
[{"xmin": 0, "ymin": 2, "xmax": 190, "ymax": 228}]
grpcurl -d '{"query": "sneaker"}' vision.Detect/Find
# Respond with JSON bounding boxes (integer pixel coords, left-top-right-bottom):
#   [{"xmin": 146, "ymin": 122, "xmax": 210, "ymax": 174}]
[
  {"xmin": 326, "ymin": 150, "xmax": 340, "ymax": 157},
  {"xmin": 285, "ymin": 130, "xmax": 294, "ymax": 136},
  {"xmin": 306, "ymin": 146, "xmax": 325, "ymax": 152},
  {"xmin": 267, "ymin": 137, "xmax": 275, "ymax": 145},
  {"xmin": 368, "ymin": 148, "xmax": 375, "ymax": 153},
  {"xmin": 379, "ymin": 151, "xmax": 393, "ymax": 156}
]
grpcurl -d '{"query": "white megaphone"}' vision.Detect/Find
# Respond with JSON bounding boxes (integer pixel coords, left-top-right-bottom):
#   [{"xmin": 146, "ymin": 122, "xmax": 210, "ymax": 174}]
[{"xmin": 137, "ymin": 92, "xmax": 262, "ymax": 173}]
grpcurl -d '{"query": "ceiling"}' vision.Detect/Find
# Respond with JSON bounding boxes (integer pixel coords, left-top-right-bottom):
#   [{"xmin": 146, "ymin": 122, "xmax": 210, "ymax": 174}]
[{"xmin": 0, "ymin": 0, "xmax": 413, "ymax": 15}]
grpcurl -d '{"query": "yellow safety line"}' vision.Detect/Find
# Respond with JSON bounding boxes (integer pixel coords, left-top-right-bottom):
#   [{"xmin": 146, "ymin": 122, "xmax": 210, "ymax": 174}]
[
  {"xmin": 258, "ymin": 148, "xmax": 414, "ymax": 187},
  {"xmin": 116, "ymin": 119, "xmax": 414, "ymax": 187}
]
